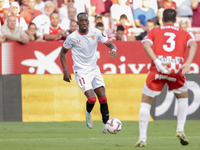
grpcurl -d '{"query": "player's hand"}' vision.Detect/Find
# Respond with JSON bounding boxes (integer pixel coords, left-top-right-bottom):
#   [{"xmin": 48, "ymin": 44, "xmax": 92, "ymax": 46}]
[
  {"xmin": 154, "ymin": 58, "xmax": 170, "ymax": 74},
  {"xmin": 108, "ymin": 49, "xmax": 117, "ymax": 59},
  {"xmin": 63, "ymin": 70, "xmax": 72, "ymax": 82},
  {"xmin": 180, "ymin": 63, "xmax": 190, "ymax": 75}
]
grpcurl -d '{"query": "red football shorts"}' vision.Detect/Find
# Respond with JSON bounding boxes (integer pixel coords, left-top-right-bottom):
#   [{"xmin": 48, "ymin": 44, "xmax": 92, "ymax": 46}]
[{"xmin": 142, "ymin": 70, "xmax": 187, "ymax": 97}]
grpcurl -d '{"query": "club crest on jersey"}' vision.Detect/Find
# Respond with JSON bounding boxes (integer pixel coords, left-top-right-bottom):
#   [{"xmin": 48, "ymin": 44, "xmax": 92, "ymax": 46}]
[
  {"xmin": 91, "ymin": 35, "xmax": 95, "ymax": 40},
  {"xmin": 82, "ymin": 86, "xmax": 85, "ymax": 91}
]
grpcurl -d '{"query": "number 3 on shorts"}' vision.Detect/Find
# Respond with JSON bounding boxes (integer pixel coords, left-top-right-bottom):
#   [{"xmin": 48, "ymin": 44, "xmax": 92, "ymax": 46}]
[
  {"xmin": 163, "ymin": 32, "xmax": 176, "ymax": 52},
  {"xmin": 79, "ymin": 77, "xmax": 85, "ymax": 86}
]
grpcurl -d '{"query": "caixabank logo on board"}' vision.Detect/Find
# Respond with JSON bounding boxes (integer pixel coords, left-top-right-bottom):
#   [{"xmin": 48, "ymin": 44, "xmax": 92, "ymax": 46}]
[{"xmin": 150, "ymin": 74, "xmax": 200, "ymax": 120}]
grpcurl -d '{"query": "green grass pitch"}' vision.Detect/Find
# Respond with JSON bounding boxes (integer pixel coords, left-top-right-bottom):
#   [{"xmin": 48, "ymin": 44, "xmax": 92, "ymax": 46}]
[{"xmin": 0, "ymin": 121, "xmax": 199, "ymax": 150}]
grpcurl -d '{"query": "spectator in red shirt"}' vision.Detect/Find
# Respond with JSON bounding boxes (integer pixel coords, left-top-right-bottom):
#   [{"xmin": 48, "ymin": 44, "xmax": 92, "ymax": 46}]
[
  {"xmin": 113, "ymin": 14, "xmax": 131, "ymax": 36},
  {"xmin": 0, "ymin": 0, "xmax": 5, "ymax": 26},
  {"xmin": 159, "ymin": 0, "xmax": 176, "ymax": 9},
  {"xmin": 109, "ymin": 24, "xmax": 127, "ymax": 41},
  {"xmin": 191, "ymin": 0, "xmax": 200, "ymax": 27},
  {"xmin": 43, "ymin": 12, "xmax": 65, "ymax": 41},
  {"xmin": 20, "ymin": 0, "xmax": 43, "ymax": 24},
  {"xmin": 91, "ymin": 0, "xmax": 105, "ymax": 16},
  {"xmin": 64, "ymin": 20, "xmax": 78, "ymax": 38}
]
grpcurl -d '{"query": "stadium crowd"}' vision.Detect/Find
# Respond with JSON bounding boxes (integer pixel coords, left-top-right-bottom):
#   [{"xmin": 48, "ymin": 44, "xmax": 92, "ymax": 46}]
[{"xmin": 0, "ymin": 0, "xmax": 199, "ymax": 43}]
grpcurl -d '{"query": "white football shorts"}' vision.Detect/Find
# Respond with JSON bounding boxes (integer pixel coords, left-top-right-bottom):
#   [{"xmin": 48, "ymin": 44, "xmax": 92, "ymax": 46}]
[{"xmin": 75, "ymin": 66, "xmax": 105, "ymax": 93}]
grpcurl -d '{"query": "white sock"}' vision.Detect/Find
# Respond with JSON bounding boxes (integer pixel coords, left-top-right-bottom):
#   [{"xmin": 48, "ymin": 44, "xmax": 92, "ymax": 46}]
[
  {"xmin": 139, "ymin": 102, "xmax": 151, "ymax": 140},
  {"xmin": 177, "ymin": 98, "xmax": 188, "ymax": 131},
  {"xmin": 103, "ymin": 123, "xmax": 106, "ymax": 129}
]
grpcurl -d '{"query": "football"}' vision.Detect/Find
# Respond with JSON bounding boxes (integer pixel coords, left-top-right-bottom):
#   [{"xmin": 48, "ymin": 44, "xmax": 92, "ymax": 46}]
[{"xmin": 106, "ymin": 118, "xmax": 122, "ymax": 134}]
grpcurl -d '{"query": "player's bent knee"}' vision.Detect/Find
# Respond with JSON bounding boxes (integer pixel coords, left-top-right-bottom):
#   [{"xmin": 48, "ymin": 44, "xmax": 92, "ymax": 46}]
[
  {"xmin": 88, "ymin": 96, "xmax": 97, "ymax": 104},
  {"xmin": 98, "ymin": 96, "xmax": 107, "ymax": 104}
]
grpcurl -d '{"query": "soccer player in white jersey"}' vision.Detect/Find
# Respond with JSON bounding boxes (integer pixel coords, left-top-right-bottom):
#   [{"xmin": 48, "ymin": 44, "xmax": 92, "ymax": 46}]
[{"xmin": 60, "ymin": 12, "xmax": 117, "ymax": 133}]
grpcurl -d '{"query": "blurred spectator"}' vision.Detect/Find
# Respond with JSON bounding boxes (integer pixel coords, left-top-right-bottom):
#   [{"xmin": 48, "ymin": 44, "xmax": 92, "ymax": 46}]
[
  {"xmin": 113, "ymin": 14, "xmax": 131, "ymax": 35},
  {"xmin": 74, "ymin": 0, "xmax": 92, "ymax": 16},
  {"xmin": 43, "ymin": 12, "xmax": 65, "ymax": 41},
  {"xmin": 31, "ymin": 1, "xmax": 55, "ymax": 29},
  {"xmin": 133, "ymin": 0, "xmax": 157, "ymax": 14},
  {"xmin": 94, "ymin": 14, "xmax": 103, "ymax": 25},
  {"xmin": 154, "ymin": 4, "xmax": 165, "ymax": 27},
  {"xmin": 173, "ymin": 0, "xmax": 193, "ymax": 17},
  {"xmin": 5, "ymin": 2, "xmax": 28, "ymax": 30},
  {"xmin": 0, "ymin": 0, "xmax": 5, "ymax": 26},
  {"xmin": 110, "ymin": 0, "xmax": 136, "ymax": 29},
  {"xmin": 25, "ymin": 22, "xmax": 42, "ymax": 41},
  {"xmin": 20, "ymin": 0, "xmax": 43, "ymax": 24},
  {"xmin": 96, "ymin": 22, "xmax": 108, "ymax": 37},
  {"xmin": 90, "ymin": 0, "xmax": 105, "ymax": 16},
  {"xmin": 1, "ymin": 15, "xmax": 29, "ymax": 43},
  {"xmin": 64, "ymin": 20, "xmax": 78, "ymax": 38},
  {"xmin": 44, "ymin": 0, "xmax": 55, "ymax": 17},
  {"xmin": 96, "ymin": 22, "xmax": 104, "ymax": 32},
  {"xmin": 191, "ymin": 0, "xmax": 200, "ymax": 27},
  {"xmin": 108, "ymin": 24, "xmax": 127, "ymax": 41},
  {"xmin": 58, "ymin": 0, "xmax": 75, "ymax": 21},
  {"xmin": 0, "ymin": 30, "xmax": 5, "ymax": 42},
  {"xmin": 60, "ymin": 6, "xmax": 76, "ymax": 31},
  {"xmin": 34, "ymin": 0, "xmax": 45, "ymax": 13},
  {"xmin": 135, "ymin": 19, "xmax": 155, "ymax": 40},
  {"xmin": 20, "ymin": 0, "xmax": 29, "ymax": 12},
  {"xmin": 133, "ymin": 0, "xmax": 157, "ymax": 29},
  {"xmin": 159, "ymin": 0, "xmax": 176, "ymax": 9},
  {"xmin": 179, "ymin": 20, "xmax": 195, "ymax": 39},
  {"xmin": 103, "ymin": 0, "xmax": 113, "ymax": 17}
]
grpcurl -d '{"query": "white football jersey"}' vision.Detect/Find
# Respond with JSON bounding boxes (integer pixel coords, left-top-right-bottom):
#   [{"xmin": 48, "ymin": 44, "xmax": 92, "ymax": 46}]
[{"xmin": 63, "ymin": 28, "xmax": 109, "ymax": 73}]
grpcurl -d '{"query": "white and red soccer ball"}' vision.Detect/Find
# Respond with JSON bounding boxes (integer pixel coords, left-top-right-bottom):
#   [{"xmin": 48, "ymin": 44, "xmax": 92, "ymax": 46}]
[{"xmin": 106, "ymin": 118, "xmax": 122, "ymax": 134}]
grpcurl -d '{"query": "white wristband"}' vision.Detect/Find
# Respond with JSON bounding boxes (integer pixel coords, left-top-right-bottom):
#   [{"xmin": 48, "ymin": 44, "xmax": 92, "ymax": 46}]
[{"xmin": 111, "ymin": 49, "xmax": 117, "ymax": 52}]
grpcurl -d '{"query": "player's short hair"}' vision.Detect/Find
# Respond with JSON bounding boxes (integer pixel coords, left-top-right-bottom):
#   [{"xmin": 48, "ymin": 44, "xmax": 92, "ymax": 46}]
[
  {"xmin": 96, "ymin": 22, "xmax": 104, "ymax": 27},
  {"xmin": 117, "ymin": 25, "xmax": 124, "ymax": 31},
  {"xmin": 45, "ymin": 0, "xmax": 54, "ymax": 7},
  {"xmin": 119, "ymin": 14, "xmax": 128, "ymax": 20},
  {"xmin": 163, "ymin": 8, "xmax": 176, "ymax": 23},
  {"xmin": 77, "ymin": 12, "xmax": 87, "ymax": 20},
  {"xmin": 70, "ymin": 20, "xmax": 77, "ymax": 25},
  {"xmin": 50, "ymin": 12, "xmax": 58, "ymax": 18},
  {"xmin": 146, "ymin": 19, "xmax": 155, "ymax": 25}
]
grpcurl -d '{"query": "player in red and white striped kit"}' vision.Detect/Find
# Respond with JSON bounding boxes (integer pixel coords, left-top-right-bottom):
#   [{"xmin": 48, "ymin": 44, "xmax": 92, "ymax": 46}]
[{"xmin": 134, "ymin": 8, "xmax": 197, "ymax": 147}]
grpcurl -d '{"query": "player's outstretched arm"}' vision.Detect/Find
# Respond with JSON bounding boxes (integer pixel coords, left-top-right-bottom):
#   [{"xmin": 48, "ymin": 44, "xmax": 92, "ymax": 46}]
[
  {"xmin": 105, "ymin": 40, "xmax": 117, "ymax": 59},
  {"xmin": 181, "ymin": 40, "xmax": 198, "ymax": 74},
  {"xmin": 60, "ymin": 47, "xmax": 72, "ymax": 82}
]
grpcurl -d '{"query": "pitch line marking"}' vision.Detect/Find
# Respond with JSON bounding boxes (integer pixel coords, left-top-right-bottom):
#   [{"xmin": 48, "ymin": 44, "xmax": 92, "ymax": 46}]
[{"xmin": 0, "ymin": 136, "xmax": 200, "ymax": 141}]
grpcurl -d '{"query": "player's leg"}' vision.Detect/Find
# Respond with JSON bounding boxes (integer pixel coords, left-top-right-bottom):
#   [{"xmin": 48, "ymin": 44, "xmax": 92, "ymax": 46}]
[
  {"xmin": 134, "ymin": 93, "xmax": 153, "ymax": 147},
  {"xmin": 75, "ymin": 73, "xmax": 96, "ymax": 129},
  {"xmin": 134, "ymin": 72, "xmax": 164, "ymax": 147},
  {"xmin": 169, "ymin": 74, "xmax": 189, "ymax": 145},
  {"xmin": 174, "ymin": 90, "xmax": 189, "ymax": 145},
  {"xmin": 84, "ymin": 90, "xmax": 96, "ymax": 129},
  {"xmin": 92, "ymin": 66, "xmax": 109, "ymax": 133},
  {"xmin": 94, "ymin": 86, "xmax": 109, "ymax": 133}
]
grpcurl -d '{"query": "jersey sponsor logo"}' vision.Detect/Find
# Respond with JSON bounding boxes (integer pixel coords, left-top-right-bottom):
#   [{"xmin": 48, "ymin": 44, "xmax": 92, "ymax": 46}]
[
  {"xmin": 158, "ymin": 55, "xmax": 183, "ymax": 74},
  {"xmin": 155, "ymin": 74, "xmax": 176, "ymax": 82},
  {"xmin": 91, "ymin": 35, "xmax": 95, "ymax": 40}
]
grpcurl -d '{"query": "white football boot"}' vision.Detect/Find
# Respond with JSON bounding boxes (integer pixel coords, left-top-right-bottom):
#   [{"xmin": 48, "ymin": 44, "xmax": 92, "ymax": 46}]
[
  {"xmin": 176, "ymin": 129, "xmax": 189, "ymax": 146},
  {"xmin": 134, "ymin": 139, "xmax": 147, "ymax": 147},
  {"xmin": 85, "ymin": 111, "xmax": 93, "ymax": 129},
  {"xmin": 102, "ymin": 123, "xmax": 109, "ymax": 134}
]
